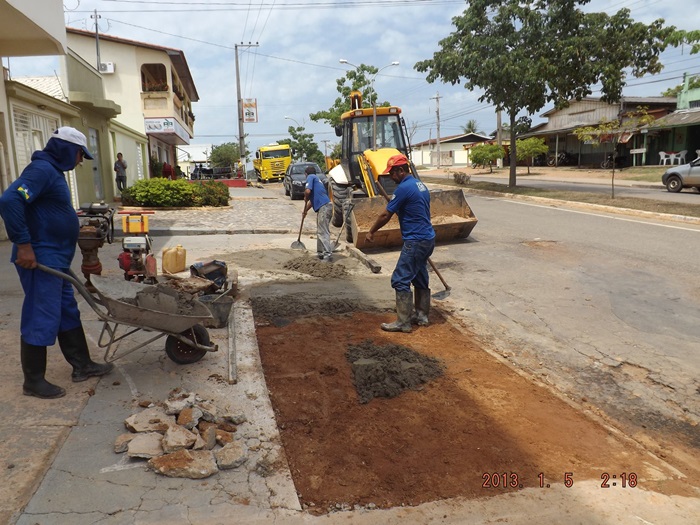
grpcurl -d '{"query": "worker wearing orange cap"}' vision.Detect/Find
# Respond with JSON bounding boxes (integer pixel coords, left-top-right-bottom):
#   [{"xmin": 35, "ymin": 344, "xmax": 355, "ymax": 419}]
[{"xmin": 365, "ymin": 154, "xmax": 435, "ymax": 333}]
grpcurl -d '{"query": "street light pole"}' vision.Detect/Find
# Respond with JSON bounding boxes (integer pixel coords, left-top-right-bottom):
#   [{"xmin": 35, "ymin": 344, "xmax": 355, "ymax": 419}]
[
  {"xmin": 284, "ymin": 116, "xmax": 303, "ymax": 160},
  {"xmin": 339, "ymin": 59, "xmax": 399, "ymax": 151},
  {"xmin": 284, "ymin": 115, "xmax": 302, "ymax": 129},
  {"xmin": 235, "ymin": 42, "xmax": 259, "ymax": 177},
  {"xmin": 370, "ymin": 61, "xmax": 399, "ymax": 150}
]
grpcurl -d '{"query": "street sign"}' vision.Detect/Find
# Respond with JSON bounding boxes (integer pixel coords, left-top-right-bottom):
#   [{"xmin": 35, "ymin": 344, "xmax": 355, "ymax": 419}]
[{"xmin": 630, "ymin": 148, "xmax": 647, "ymax": 154}]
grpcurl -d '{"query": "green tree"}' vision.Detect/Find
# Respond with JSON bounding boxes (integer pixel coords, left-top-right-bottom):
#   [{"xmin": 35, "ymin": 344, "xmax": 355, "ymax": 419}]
[
  {"xmin": 665, "ymin": 29, "xmax": 700, "ymax": 54},
  {"xmin": 574, "ymin": 107, "xmax": 654, "ymax": 198},
  {"xmin": 210, "ymin": 141, "xmax": 249, "ymax": 168},
  {"xmin": 461, "ymin": 119, "xmax": 481, "ymax": 134},
  {"xmin": 310, "ymin": 64, "xmax": 391, "ymax": 128},
  {"xmin": 280, "ymin": 125, "xmax": 325, "ymax": 168},
  {"xmin": 516, "ymin": 137, "xmax": 549, "ymax": 174},
  {"xmin": 470, "ymin": 143, "xmax": 505, "ymax": 173},
  {"xmin": 415, "ymin": 0, "xmax": 672, "ymax": 188},
  {"xmin": 662, "ymin": 75, "xmax": 700, "ymax": 97}
]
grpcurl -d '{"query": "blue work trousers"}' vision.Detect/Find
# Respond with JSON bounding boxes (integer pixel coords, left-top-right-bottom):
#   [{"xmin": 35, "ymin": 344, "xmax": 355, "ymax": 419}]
[
  {"xmin": 390, "ymin": 238, "xmax": 435, "ymax": 293},
  {"xmin": 16, "ymin": 266, "xmax": 82, "ymax": 346}
]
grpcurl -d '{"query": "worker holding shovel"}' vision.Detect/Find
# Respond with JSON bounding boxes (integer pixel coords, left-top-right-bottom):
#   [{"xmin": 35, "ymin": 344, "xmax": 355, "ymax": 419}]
[
  {"xmin": 303, "ymin": 165, "xmax": 334, "ymax": 262},
  {"xmin": 365, "ymin": 154, "xmax": 435, "ymax": 333}
]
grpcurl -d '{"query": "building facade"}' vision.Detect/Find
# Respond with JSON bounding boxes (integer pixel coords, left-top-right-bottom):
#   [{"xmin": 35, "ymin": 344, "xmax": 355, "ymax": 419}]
[{"xmin": 65, "ymin": 29, "xmax": 199, "ymax": 178}]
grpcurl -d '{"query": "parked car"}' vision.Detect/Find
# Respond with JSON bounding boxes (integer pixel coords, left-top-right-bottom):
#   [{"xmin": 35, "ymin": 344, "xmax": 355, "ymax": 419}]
[
  {"xmin": 283, "ymin": 162, "xmax": 325, "ymax": 200},
  {"xmin": 662, "ymin": 158, "xmax": 700, "ymax": 193}
]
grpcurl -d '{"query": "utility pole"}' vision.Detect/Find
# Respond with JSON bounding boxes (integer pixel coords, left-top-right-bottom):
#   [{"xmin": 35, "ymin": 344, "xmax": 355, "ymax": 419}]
[
  {"xmin": 91, "ymin": 9, "xmax": 101, "ymax": 69},
  {"xmin": 235, "ymin": 42, "xmax": 259, "ymax": 176},
  {"xmin": 321, "ymin": 139, "xmax": 330, "ymax": 158},
  {"xmin": 430, "ymin": 92, "xmax": 442, "ymax": 168}
]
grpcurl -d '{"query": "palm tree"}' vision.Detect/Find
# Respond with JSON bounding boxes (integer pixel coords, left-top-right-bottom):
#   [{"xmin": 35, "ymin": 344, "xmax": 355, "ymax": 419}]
[{"xmin": 462, "ymin": 119, "xmax": 481, "ymax": 134}]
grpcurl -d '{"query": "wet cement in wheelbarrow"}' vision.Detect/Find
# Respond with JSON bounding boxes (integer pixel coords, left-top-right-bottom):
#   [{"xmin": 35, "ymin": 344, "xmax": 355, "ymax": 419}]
[{"xmin": 254, "ymin": 306, "xmax": 687, "ymax": 514}]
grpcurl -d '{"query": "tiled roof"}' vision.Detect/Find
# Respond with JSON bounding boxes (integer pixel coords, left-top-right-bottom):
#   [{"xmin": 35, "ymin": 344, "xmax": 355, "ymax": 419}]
[{"xmin": 13, "ymin": 76, "xmax": 68, "ymax": 102}]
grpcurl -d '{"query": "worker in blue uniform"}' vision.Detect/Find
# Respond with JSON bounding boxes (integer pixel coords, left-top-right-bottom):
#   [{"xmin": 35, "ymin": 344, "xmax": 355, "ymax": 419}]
[
  {"xmin": 0, "ymin": 127, "xmax": 113, "ymax": 399},
  {"xmin": 365, "ymin": 154, "xmax": 436, "ymax": 333}
]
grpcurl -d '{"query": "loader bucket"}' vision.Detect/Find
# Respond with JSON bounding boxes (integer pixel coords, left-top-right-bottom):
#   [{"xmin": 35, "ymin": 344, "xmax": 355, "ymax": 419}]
[{"xmin": 351, "ymin": 189, "xmax": 478, "ymax": 250}]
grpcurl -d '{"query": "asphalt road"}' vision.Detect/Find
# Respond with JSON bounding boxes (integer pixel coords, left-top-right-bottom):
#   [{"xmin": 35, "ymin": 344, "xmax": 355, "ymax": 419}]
[
  {"xmin": 471, "ymin": 174, "xmax": 700, "ymax": 203},
  {"xmin": 418, "ymin": 192, "xmax": 700, "ymax": 452}
]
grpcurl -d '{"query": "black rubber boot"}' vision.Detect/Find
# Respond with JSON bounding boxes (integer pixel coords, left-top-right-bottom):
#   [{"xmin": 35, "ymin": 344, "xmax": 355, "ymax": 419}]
[
  {"xmin": 58, "ymin": 326, "xmax": 114, "ymax": 383},
  {"xmin": 412, "ymin": 288, "xmax": 431, "ymax": 326},
  {"xmin": 381, "ymin": 291, "xmax": 413, "ymax": 333},
  {"xmin": 21, "ymin": 340, "xmax": 66, "ymax": 399}
]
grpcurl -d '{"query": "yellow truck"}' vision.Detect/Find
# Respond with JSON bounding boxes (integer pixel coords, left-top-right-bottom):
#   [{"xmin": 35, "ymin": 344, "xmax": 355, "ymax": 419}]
[
  {"xmin": 328, "ymin": 91, "xmax": 478, "ymax": 249},
  {"xmin": 253, "ymin": 143, "xmax": 292, "ymax": 182}
]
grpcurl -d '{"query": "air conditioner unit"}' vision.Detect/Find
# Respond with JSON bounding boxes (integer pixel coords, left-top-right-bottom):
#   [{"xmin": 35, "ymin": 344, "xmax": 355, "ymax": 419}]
[{"xmin": 99, "ymin": 62, "xmax": 115, "ymax": 74}]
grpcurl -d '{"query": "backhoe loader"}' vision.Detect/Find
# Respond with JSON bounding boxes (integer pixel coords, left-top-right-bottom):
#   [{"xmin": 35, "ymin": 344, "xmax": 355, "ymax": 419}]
[{"xmin": 327, "ymin": 91, "xmax": 477, "ymax": 249}]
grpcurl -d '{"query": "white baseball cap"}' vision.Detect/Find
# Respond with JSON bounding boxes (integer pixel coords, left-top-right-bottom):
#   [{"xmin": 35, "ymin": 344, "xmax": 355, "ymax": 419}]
[{"xmin": 51, "ymin": 127, "xmax": 94, "ymax": 160}]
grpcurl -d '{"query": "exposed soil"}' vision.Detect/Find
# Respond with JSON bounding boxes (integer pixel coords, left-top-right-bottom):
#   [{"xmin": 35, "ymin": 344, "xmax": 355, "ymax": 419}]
[{"xmin": 255, "ymin": 308, "xmax": 692, "ymax": 514}]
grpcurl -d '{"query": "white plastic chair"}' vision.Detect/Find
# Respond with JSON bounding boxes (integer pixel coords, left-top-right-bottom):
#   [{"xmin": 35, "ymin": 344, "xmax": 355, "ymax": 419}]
[
  {"xmin": 676, "ymin": 150, "xmax": 687, "ymax": 164},
  {"xmin": 659, "ymin": 152, "xmax": 671, "ymax": 165},
  {"xmin": 696, "ymin": 149, "xmax": 700, "ymax": 160}
]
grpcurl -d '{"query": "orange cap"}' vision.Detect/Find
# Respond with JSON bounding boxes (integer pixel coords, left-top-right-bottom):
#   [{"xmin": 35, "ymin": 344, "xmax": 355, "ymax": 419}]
[{"xmin": 382, "ymin": 154, "xmax": 409, "ymax": 174}]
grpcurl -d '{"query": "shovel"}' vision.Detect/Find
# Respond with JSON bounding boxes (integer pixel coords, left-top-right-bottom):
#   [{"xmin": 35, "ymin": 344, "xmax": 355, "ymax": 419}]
[
  {"xmin": 332, "ymin": 202, "xmax": 355, "ymax": 251},
  {"xmin": 291, "ymin": 211, "xmax": 306, "ymax": 250}
]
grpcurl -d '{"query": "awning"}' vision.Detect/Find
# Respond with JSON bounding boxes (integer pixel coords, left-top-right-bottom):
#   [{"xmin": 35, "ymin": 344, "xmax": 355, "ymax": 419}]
[{"xmin": 0, "ymin": 0, "xmax": 66, "ymax": 56}]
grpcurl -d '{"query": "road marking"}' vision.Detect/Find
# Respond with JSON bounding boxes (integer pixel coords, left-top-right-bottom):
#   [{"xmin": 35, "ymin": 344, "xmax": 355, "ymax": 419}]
[{"xmin": 494, "ymin": 198, "xmax": 700, "ymax": 232}]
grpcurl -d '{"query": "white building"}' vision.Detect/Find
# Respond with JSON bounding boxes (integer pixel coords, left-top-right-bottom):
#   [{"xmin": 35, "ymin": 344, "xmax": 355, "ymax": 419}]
[{"xmin": 66, "ymin": 28, "xmax": 199, "ymax": 179}]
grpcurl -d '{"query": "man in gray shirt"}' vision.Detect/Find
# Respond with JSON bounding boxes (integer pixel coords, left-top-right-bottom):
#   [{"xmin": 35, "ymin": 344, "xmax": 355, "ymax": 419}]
[{"xmin": 114, "ymin": 152, "xmax": 127, "ymax": 192}]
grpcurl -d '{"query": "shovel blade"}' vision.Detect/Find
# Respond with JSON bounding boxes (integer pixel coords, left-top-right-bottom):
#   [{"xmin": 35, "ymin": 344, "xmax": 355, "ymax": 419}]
[
  {"xmin": 431, "ymin": 288, "xmax": 451, "ymax": 301},
  {"xmin": 291, "ymin": 241, "xmax": 306, "ymax": 250}
]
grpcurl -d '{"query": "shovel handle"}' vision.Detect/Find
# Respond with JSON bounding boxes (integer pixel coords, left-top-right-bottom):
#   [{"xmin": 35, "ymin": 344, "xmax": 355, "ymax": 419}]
[
  {"xmin": 297, "ymin": 211, "xmax": 306, "ymax": 242},
  {"xmin": 427, "ymin": 258, "xmax": 451, "ymax": 291},
  {"xmin": 375, "ymin": 179, "xmax": 451, "ymax": 293}
]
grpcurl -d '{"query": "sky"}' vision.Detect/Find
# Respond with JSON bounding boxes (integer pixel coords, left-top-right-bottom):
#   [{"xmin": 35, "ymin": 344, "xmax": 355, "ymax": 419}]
[{"xmin": 4, "ymin": 0, "xmax": 700, "ymax": 161}]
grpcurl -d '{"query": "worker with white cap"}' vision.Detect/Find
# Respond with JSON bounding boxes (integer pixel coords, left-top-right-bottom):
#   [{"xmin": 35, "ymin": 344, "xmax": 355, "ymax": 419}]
[{"xmin": 0, "ymin": 127, "xmax": 113, "ymax": 399}]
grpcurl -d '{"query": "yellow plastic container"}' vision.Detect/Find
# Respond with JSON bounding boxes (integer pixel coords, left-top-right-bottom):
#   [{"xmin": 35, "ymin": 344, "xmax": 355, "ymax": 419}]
[
  {"xmin": 162, "ymin": 244, "xmax": 187, "ymax": 274},
  {"xmin": 121, "ymin": 214, "xmax": 149, "ymax": 233}
]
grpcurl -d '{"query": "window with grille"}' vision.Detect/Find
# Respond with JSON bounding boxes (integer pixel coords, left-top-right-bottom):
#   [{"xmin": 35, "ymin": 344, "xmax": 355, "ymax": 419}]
[{"xmin": 12, "ymin": 107, "xmax": 58, "ymax": 168}]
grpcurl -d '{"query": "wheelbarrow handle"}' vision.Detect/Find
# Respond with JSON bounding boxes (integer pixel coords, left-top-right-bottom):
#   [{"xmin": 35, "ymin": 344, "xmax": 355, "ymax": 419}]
[{"xmin": 35, "ymin": 264, "xmax": 107, "ymax": 316}]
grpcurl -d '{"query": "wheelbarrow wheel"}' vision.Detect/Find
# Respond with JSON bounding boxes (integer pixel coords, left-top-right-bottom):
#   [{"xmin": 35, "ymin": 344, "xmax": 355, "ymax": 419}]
[{"xmin": 165, "ymin": 324, "xmax": 210, "ymax": 364}]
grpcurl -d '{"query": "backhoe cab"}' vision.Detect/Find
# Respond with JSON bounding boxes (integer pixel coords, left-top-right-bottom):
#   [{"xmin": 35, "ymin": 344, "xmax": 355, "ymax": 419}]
[{"xmin": 328, "ymin": 91, "xmax": 477, "ymax": 249}]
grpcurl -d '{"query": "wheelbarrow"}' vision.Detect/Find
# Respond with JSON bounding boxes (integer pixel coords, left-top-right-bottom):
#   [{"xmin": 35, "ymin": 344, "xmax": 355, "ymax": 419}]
[{"xmin": 37, "ymin": 264, "xmax": 218, "ymax": 365}]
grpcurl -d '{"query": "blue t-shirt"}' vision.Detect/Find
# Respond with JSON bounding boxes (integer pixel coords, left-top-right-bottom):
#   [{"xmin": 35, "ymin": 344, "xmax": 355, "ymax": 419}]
[
  {"xmin": 386, "ymin": 175, "xmax": 435, "ymax": 241},
  {"xmin": 305, "ymin": 174, "xmax": 330, "ymax": 212}
]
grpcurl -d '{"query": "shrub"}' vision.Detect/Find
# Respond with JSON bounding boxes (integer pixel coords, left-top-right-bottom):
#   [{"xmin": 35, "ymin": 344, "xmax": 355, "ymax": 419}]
[
  {"xmin": 121, "ymin": 178, "xmax": 229, "ymax": 207},
  {"xmin": 195, "ymin": 180, "xmax": 230, "ymax": 206}
]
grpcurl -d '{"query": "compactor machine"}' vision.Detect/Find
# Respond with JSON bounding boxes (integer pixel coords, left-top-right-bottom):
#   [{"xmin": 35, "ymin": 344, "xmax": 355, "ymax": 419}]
[{"xmin": 327, "ymin": 91, "xmax": 477, "ymax": 249}]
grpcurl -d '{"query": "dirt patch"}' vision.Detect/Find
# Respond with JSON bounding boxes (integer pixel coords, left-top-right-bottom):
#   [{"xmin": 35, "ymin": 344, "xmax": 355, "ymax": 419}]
[
  {"xmin": 250, "ymin": 292, "xmax": 382, "ymax": 324},
  {"xmin": 255, "ymin": 309, "xmax": 692, "ymax": 513},
  {"xmin": 283, "ymin": 255, "xmax": 348, "ymax": 278},
  {"xmin": 210, "ymin": 248, "xmax": 361, "ymax": 275},
  {"xmin": 346, "ymin": 340, "xmax": 444, "ymax": 404}
]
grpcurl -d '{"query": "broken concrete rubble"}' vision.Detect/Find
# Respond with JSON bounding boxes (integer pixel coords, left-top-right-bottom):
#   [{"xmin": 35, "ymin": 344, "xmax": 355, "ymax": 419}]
[
  {"xmin": 148, "ymin": 449, "xmax": 219, "ymax": 479},
  {"xmin": 116, "ymin": 389, "xmax": 249, "ymax": 479}
]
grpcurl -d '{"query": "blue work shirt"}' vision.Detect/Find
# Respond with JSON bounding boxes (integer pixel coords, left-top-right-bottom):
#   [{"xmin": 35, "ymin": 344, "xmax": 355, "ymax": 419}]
[
  {"xmin": 386, "ymin": 175, "xmax": 435, "ymax": 241},
  {"xmin": 305, "ymin": 174, "xmax": 330, "ymax": 212},
  {"xmin": 0, "ymin": 138, "xmax": 81, "ymax": 268}
]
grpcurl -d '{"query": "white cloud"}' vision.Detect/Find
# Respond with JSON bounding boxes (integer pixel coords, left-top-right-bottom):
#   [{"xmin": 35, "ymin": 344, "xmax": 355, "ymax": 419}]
[{"xmin": 6, "ymin": 0, "xmax": 700, "ymax": 157}]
